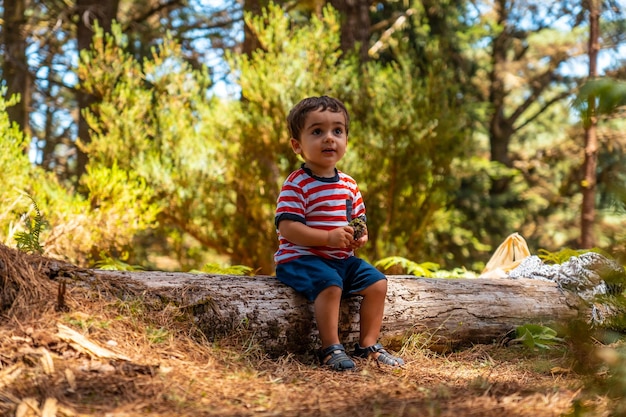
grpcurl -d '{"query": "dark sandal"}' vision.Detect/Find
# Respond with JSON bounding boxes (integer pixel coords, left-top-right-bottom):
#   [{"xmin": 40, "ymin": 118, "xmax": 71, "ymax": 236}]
[
  {"xmin": 354, "ymin": 343, "xmax": 405, "ymax": 367},
  {"xmin": 318, "ymin": 344, "xmax": 356, "ymax": 371}
]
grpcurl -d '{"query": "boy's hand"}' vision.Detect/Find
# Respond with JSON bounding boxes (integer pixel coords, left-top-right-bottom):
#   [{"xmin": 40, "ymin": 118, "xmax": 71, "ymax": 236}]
[
  {"xmin": 326, "ymin": 226, "xmax": 356, "ymax": 248},
  {"xmin": 348, "ymin": 227, "xmax": 368, "ymax": 250}
]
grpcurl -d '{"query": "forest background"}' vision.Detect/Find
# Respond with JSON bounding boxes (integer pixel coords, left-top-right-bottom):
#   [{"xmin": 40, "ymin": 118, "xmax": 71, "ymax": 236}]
[{"xmin": 1, "ymin": 0, "xmax": 626, "ymax": 276}]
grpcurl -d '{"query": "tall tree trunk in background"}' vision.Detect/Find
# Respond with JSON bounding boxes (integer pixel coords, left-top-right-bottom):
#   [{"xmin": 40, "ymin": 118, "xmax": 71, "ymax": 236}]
[
  {"xmin": 2, "ymin": 0, "xmax": 31, "ymax": 138},
  {"xmin": 242, "ymin": 0, "xmax": 263, "ymax": 55},
  {"xmin": 75, "ymin": 0, "xmax": 120, "ymax": 179},
  {"xmin": 329, "ymin": 0, "xmax": 371, "ymax": 62},
  {"xmin": 485, "ymin": 0, "xmax": 578, "ymax": 197},
  {"xmin": 580, "ymin": 0, "xmax": 600, "ymax": 248},
  {"xmin": 488, "ymin": 0, "xmax": 513, "ymax": 195}
]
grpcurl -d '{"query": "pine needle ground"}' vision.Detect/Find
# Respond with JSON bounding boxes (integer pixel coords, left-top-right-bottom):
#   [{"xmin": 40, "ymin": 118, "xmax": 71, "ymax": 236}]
[{"xmin": 0, "ymin": 245, "xmax": 605, "ymax": 417}]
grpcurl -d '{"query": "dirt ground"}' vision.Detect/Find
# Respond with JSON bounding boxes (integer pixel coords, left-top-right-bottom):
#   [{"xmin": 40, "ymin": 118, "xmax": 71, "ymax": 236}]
[{"xmin": 0, "ymin": 246, "xmax": 613, "ymax": 417}]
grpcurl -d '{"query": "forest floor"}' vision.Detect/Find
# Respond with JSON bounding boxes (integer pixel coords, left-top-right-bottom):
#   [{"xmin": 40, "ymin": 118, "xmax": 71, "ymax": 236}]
[{"xmin": 0, "ymin": 246, "xmax": 616, "ymax": 417}]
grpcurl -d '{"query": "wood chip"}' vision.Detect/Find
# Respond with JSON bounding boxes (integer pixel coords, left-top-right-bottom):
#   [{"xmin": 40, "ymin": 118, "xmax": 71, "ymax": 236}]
[
  {"xmin": 0, "ymin": 364, "xmax": 23, "ymax": 390},
  {"xmin": 56, "ymin": 324, "xmax": 130, "ymax": 361},
  {"xmin": 15, "ymin": 397, "xmax": 39, "ymax": 417},
  {"xmin": 39, "ymin": 348, "xmax": 55, "ymax": 375},
  {"xmin": 65, "ymin": 368, "xmax": 77, "ymax": 392},
  {"xmin": 41, "ymin": 398, "xmax": 58, "ymax": 417}
]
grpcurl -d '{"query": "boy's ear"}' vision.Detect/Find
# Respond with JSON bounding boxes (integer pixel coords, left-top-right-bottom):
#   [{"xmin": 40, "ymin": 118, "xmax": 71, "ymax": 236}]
[{"xmin": 290, "ymin": 138, "xmax": 301, "ymax": 154}]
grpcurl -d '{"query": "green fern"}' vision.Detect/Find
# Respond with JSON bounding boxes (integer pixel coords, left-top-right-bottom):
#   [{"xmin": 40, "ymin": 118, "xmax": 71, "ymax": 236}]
[
  {"xmin": 94, "ymin": 258, "xmax": 144, "ymax": 271},
  {"xmin": 190, "ymin": 263, "xmax": 254, "ymax": 276},
  {"xmin": 374, "ymin": 256, "xmax": 440, "ymax": 277},
  {"xmin": 94, "ymin": 252, "xmax": 144, "ymax": 271},
  {"xmin": 14, "ymin": 196, "xmax": 45, "ymax": 254},
  {"xmin": 374, "ymin": 257, "xmax": 480, "ymax": 278},
  {"xmin": 537, "ymin": 247, "xmax": 609, "ymax": 265},
  {"xmin": 431, "ymin": 267, "xmax": 479, "ymax": 279}
]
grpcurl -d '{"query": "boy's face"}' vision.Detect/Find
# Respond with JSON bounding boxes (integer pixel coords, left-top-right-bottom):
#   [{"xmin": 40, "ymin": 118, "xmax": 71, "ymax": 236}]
[{"xmin": 290, "ymin": 109, "xmax": 348, "ymax": 178}]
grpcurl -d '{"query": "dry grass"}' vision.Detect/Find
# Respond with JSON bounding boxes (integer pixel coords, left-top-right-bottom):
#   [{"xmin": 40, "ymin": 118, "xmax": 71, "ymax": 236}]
[{"xmin": 0, "ymin": 245, "xmax": 609, "ymax": 417}]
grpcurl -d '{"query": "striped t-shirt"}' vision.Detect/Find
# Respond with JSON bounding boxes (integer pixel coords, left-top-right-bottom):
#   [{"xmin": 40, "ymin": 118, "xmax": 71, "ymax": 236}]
[{"xmin": 274, "ymin": 165, "xmax": 366, "ymax": 264}]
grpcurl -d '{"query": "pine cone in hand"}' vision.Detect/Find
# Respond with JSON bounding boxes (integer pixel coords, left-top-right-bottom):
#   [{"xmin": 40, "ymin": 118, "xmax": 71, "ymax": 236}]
[{"xmin": 349, "ymin": 217, "xmax": 366, "ymax": 240}]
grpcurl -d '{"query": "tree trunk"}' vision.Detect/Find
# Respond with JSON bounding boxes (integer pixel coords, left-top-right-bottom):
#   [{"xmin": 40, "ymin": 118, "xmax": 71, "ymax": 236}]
[
  {"xmin": 329, "ymin": 0, "xmax": 371, "ymax": 62},
  {"xmin": 242, "ymin": 0, "xmax": 264, "ymax": 56},
  {"xmin": 486, "ymin": 0, "xmax": 578, "ymax": 196},
  {"xmin": 487, "ymin": 0, "xmax": 514, "ymax": 196},
  {"xmin": 581, "ymin": 0, "xmax": 600, "ymax": 248},
  {"xmin": 75, "ymin": 0, "xmax": 120, "ymax": 179},
  {"xmin": 2, "ymin": 0, "xmax": 31, "ymax": 137},
  {"xmin": 90, "ymin": 271, "xmax": 585, "ymax": 356}
]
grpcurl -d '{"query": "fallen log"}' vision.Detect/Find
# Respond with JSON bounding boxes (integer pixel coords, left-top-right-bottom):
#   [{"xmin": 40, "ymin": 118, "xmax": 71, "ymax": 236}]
[{"xmin": 89, "ymin": 270, "xmax": 586, "ymax": 355}]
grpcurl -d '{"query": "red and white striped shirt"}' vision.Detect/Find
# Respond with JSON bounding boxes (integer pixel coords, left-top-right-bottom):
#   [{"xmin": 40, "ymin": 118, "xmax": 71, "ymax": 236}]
[{"xmin": 274, "ymin": 165, "xmax": 366, "ymax": 264}]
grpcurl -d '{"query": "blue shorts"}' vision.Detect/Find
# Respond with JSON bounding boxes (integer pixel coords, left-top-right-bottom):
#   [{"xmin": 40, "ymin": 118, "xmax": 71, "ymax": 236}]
[{"xmin": 275, "ymin": 256, "xmax": 387, "ymax": 301}]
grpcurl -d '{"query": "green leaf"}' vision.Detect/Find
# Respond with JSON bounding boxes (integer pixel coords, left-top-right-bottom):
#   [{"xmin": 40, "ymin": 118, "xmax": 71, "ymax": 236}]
[{"xmin": 512, "ymin": 324, "xmax": 564, "ymax": 350}]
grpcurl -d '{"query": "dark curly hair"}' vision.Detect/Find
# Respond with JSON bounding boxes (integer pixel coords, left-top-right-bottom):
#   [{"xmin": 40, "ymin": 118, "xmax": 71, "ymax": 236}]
[{"xmin": 287, "ymin": 96, "xmax": 350, "ymax": 140}]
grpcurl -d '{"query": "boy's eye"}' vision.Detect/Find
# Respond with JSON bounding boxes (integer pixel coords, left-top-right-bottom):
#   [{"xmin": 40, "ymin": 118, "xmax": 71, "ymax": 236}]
[
  {"xmin": 312, "ymin": 128, "xmax": 322, "ymax": 135},
  {"xmin": 334, "ymin": 128, "xmax": 343, "ymax": 135}
]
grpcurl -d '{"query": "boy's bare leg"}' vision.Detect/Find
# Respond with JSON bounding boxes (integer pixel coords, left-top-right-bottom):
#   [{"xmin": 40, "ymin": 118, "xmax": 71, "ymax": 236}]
[
  {"xmin": 314, "ymin": 285, "xmax": 342, "ymax": 349},
  {"xmin": 353, "ymin": 278, "xmax": 403, "ymax": 366},
  {"xmin": 357, "ymin": 279, "xmax": 387, "ymax": 348}
]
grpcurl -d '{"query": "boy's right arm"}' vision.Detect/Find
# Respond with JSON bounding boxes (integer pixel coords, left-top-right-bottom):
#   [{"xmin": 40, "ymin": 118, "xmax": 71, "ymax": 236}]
[{"xmin": 278, "ymin": 220, "xmax": 354, "ymax": 248}]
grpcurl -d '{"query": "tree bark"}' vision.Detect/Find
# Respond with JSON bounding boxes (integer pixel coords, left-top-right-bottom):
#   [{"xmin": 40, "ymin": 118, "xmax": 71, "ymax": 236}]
[
  {"xmin": 75, "ymin": 0, "xmax": 120, "ymax": 179},
  {"xmin": 580, "ymin": 0, "xmax": 600, "ymax": 248},
  {"xmin": 2, "ymin": 0, "xmax": 31, "ymax": 137},
  {"xmin": 91, "ymin": 271, "xmax": 585, "ymax": 356},
  {"xmin": 487, "ymin": 0, "xmax": 515, "ymax": 197},
  {"xmin": 330, "ymin": 0, "xmax": 371, "ymax": 62},
  {"xmin": 486, "ymin": 0, "xmax": 579, "ymax": 196},
  {"xmin": 242, "ymin": 0, "xmax": 264, "ymax": 56}
]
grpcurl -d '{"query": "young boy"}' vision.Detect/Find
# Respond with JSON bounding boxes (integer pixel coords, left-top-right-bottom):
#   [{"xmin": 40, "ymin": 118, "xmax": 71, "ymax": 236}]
[{"xmin": 274, "ymin": 96, "xmax": 404, "ymax": 371}]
